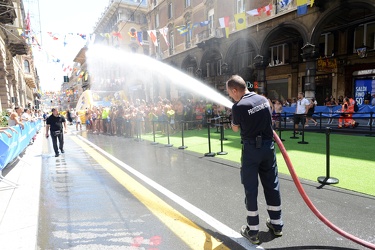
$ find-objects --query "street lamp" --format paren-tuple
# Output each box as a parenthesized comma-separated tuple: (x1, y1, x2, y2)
(301, 43, 316, 60)
(253, 54, 264, 68)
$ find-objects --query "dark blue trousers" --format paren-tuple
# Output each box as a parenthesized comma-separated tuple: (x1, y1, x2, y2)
(241, 139, 283, 234)
(51, 131, 64, 155)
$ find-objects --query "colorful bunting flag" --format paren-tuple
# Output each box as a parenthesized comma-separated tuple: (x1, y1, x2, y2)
(279, 0, 290, 8)
(159, 27, 169, 47)
(218, 16, 230, 38)
(78, 71, 85, 79)
(200, 20, 211, 27)
(128, 31, 136, 38)
(137, 31, 143, 45)
(113, 32, 123, 39)
(147, 30, 158, 46)
(263, 4, 273, 16)
(234, 12, 247, 31)
(25, 12, 31, 35)
(297, 0, 308, 15)
(247, 9, 260, 16)
(176, 25, 189, 36)
(79, 34, 86, 40)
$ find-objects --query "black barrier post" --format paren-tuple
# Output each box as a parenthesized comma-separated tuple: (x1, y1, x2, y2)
(366, 112, 375, 137)
(151, 121, 158, 145)
(290, 114, 299, 139)
(217, 122, 227, 155)
(205, 122, 216, 157)
(221, 118, 228, 141)
(283, 112, 287, 130)
(318, 127, 339, 185)
(165, 121, 173, 147)
(318, 112, 323, 131)
(178, 121, 187, 149)
(298, 116, 308, 144)
(214, 117, 220, 133)
(277, 113, 285, 141)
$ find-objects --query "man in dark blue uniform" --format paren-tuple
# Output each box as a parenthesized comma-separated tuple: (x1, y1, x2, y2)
(46, 108, 67, 157)
(226, 75, 283, 245)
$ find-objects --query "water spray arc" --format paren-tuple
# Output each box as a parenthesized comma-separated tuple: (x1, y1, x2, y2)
(273, 130, 375, 249)
(86, 44, 233, 109)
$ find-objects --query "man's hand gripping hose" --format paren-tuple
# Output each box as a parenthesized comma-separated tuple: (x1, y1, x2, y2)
(273, 130, 375, 249)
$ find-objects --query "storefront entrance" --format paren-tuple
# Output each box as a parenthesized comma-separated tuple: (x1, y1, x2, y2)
(315, 74, 332, 105)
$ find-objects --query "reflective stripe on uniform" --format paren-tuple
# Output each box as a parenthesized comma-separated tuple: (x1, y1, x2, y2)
(248, 224, 259, 231)
(270, 218, 283, 225)
(267, 205, 281, 211)
(247, 210, 259, 217)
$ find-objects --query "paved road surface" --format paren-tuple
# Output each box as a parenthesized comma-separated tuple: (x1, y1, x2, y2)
(0, 130, 374, 249)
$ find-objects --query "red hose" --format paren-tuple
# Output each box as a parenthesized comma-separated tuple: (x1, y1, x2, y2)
(273, 130, 375, 249)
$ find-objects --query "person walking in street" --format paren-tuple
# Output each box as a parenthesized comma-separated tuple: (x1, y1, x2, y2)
(305, 98, 318, 127)
(294, 92, 310, 134)
(226, 75, 283, 245)
(46, 108, 67, 157)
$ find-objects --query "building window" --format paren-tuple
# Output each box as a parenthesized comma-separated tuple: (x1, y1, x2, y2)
(143, 47, 149, 55)
(236, 0, 245, 13)
(208, 9, 214, 37)
(269, 44, 289, 66)
(168, 3, 173, 19)
(233, 51, 253, 73)
(155, 13, 159, 28)
(129, 12, 135, 22)
(169, 32, 174, 56)
(153, 0, 158, 7)
(24, 60, 30, 73)
(217, 59, 223, 75)
(319, 32, 334, 57)
(186, 66, 194, 75)
(156, 38, 162, 58)
(143, 31, 148, 42)
(185, 0, 191, 8)
(206, 60, 222, 77)
(354, 22, 375, 52)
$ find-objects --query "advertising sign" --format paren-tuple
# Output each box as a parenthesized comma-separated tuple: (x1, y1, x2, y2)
(354, 78, 374, 105)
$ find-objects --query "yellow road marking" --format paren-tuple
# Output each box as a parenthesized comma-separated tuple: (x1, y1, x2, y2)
(71, 137, 229, 250)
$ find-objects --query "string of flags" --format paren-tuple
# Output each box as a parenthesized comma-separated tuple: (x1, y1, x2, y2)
(49, 1, 314, 49)
(22, 1, 315, 68)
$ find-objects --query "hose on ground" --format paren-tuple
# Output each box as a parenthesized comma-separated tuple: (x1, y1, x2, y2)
(273, 130, 375, 249)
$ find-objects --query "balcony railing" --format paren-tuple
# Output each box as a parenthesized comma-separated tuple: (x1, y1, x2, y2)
(195, 29, 223, 44)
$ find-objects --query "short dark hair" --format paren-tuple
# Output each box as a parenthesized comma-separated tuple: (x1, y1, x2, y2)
(51, 108, 56, 112)
(226, 75, 246, 90)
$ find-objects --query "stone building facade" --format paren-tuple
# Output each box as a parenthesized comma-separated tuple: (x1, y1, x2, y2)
(88, 0, 375, 105)
(0, 0, 38, 111)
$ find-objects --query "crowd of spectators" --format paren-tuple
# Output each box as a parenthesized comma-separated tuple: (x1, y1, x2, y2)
(0, 106, 44, 143)
(68, 97, 232, 137)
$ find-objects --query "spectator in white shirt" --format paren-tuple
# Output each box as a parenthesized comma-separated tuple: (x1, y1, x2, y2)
(294, 92, 310, 133)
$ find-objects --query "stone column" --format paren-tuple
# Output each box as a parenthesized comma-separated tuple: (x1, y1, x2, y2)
(301, 43, 318, 99)
(253, 55, 268, 94)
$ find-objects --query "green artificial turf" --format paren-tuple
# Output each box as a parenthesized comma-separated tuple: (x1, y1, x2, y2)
(142, 128, 375, 196)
